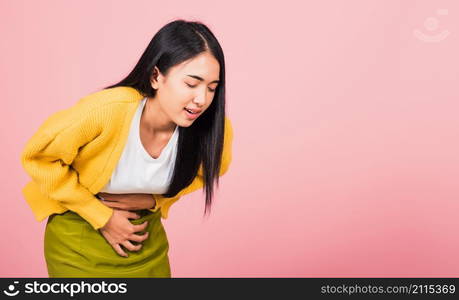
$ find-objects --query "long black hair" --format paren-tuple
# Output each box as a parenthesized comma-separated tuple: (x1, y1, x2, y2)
(104, 19, 226, 217)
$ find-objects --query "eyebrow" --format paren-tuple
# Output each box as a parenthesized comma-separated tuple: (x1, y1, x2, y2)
(186, 75, 219, 84)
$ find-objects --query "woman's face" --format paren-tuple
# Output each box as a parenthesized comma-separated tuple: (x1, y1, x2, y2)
(151, 51, 220, 127)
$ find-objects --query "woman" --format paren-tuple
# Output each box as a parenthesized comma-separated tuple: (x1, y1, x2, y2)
(20, 19, 233, 278)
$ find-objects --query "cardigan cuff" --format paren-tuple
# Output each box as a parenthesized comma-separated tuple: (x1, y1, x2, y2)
(148, 194, 163, 213)
(73, 197, 114, 230)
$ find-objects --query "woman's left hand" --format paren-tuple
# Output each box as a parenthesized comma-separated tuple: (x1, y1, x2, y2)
(96, 193, 156, 211)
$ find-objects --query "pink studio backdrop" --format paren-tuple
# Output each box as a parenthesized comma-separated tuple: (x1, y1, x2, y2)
(1, 0, 458, 277)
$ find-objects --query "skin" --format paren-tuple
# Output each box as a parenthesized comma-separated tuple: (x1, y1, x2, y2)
(98, 51, 220, 257)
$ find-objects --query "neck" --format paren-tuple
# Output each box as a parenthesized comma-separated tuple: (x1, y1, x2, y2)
(140, 97, 177, 135)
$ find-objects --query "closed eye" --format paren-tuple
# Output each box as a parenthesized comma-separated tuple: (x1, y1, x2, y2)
(186, 83, 216, 93)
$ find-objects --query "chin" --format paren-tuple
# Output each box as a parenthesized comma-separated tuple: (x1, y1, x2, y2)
(176, 119, 195, 127)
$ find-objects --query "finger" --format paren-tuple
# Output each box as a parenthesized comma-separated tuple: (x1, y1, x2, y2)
(132, 221, 149, 233)
(113, 243, 128, 257)
(126, 211, 141, 220)
(101, 200, 126, 209)
(98, 192, 114, 198)
(101, 201, 129, 212)
(100, 200, 116, 206)
(129, 231, 149, 243)
(99, 193, 123, 202)
(122, 240, 142, 252)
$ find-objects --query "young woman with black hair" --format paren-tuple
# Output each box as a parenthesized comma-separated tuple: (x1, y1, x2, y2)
(20, 19, 233, 278)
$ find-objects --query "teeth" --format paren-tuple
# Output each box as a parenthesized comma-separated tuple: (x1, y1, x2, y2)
(185, 108, 196, 114)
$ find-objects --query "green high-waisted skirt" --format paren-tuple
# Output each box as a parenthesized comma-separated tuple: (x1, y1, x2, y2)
(44, 209, 171, 278)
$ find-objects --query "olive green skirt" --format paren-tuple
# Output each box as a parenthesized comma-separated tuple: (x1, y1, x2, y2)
(44, 209, 171, 278)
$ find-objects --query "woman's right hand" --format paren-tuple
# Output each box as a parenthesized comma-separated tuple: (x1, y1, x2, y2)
(98, 209, 150, 258)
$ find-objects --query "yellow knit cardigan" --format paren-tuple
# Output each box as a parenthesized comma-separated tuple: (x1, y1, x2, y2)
(20, 86, 233, 230)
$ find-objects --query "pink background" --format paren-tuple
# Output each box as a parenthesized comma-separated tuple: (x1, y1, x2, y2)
(1, 0, 458, 277)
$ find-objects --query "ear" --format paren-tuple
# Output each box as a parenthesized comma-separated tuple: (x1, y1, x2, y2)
(150, 66, 161, 90)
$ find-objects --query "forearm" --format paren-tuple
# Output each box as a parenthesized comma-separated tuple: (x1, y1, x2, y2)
(97, 193, 156, 211)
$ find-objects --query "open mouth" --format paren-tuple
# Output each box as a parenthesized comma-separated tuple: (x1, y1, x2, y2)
(184, 108, 198, 114)
(183, 107, 200, 115)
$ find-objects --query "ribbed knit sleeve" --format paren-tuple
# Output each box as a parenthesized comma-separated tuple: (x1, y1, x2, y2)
(20, 108, 114, 230)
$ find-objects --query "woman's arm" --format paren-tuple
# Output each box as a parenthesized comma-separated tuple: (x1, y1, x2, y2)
(21, 109, 152, 257)
(96, 193, 157, 211)
(96, 117, 234, 216)
(21, 106, 114, 230)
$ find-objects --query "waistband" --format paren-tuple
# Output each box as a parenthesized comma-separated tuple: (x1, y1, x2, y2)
(48, 209, 160, 226)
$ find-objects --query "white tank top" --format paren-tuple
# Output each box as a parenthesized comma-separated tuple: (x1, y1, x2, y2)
(100, 97, 179, 194)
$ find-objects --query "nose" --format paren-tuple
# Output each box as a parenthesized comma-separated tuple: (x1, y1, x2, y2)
(193, 89, 207, 106)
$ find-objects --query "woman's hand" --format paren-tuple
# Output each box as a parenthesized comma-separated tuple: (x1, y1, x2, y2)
(96, 192, 156, 211)
(99, 209, 150, 258)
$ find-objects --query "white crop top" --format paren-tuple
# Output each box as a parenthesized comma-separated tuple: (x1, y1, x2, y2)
(99, 97, 179, 194)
